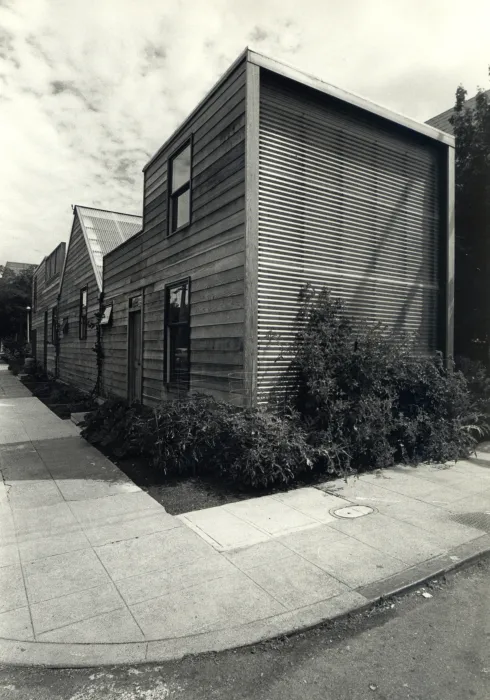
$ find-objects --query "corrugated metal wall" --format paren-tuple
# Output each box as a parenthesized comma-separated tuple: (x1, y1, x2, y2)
(257, 72, 442, 399)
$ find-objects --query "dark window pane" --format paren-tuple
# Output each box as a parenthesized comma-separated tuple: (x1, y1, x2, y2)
(171, 145, 191, 193)
(168, 286, 183, 324)
(169, 324, 189, 384)
(168, 283, 189, 324)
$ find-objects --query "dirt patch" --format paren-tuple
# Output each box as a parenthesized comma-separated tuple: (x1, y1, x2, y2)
(92, 446, 347, 515)
(104, 454, 254, 514)
(20, 375, 95, 416)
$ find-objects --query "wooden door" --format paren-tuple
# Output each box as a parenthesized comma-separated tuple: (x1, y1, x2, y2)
(31, 329, 37, 364)
(128, 309, 142, 403)
(43, 311, 48, 371)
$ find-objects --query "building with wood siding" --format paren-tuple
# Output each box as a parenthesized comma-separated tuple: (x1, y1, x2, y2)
(31, 243, 66, 375)
(101, 48, 455, 407)
(57, 206, 141, 394)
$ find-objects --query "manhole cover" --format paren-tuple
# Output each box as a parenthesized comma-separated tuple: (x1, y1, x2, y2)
(331, 505, 375, 519)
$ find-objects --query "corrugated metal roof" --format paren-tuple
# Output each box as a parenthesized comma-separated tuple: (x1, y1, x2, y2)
(75, 206, 142, 289)
(426, 89, 490, 135)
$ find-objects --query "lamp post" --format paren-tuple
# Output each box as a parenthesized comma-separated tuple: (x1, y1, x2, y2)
(26, 306, 31, 344)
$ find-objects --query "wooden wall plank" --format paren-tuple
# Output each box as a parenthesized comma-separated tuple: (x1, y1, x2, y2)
(57, 217, 99, 394)
(102, 57, 248, 406)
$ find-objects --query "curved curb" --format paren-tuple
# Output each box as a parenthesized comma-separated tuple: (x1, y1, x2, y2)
(2, 534, 490, 668)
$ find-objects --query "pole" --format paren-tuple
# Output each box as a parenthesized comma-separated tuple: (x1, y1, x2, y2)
(26, 307, 31, 344)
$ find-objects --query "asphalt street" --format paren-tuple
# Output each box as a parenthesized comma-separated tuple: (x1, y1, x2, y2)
(1, 556, 489, 700)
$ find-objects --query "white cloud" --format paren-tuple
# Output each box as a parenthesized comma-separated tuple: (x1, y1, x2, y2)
(0, 0, 489, 264)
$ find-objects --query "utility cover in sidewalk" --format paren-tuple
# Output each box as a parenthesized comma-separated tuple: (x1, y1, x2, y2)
(331, 505, 375, 519)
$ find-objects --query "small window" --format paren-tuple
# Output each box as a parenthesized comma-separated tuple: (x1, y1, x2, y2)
(79, 287, 88, 340)
(165, 280, 190, 388)
(62, 317, 69, 335)
(168, 142, 191, 234)
(33, 277, 37, 312)
(100, 303, 113, 326)
(51, 307, 58, 344)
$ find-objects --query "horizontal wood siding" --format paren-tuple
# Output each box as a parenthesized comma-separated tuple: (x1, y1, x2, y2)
(58, 218, 99, 394)
(101, 233, 143, 399)
(103, 58, 248, 406)
(31, 253, 64, 376)
(257, 70, 445, 399)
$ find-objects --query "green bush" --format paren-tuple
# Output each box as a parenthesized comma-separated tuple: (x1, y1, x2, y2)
(213, 406, 327, 488)
(82, 289, 489, 490)
(81, 399, 152, 458)
(289, 286, 487, 471)
(82, 395, 323, 489)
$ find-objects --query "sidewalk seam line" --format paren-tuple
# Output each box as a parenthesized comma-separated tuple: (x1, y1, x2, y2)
(90, 542, 148, 641)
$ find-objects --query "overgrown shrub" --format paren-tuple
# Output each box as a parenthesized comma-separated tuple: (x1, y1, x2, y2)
(82, 288, 490, 490)
(81, 399, 152, 458)
(213, 406, 327, 488)
(288, 286, 487, 471)
(82, 395, 323, 489)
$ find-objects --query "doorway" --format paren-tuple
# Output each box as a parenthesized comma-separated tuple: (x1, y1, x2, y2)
(128, 296, 142, 403)
(31, 328, 37, 364)
(43, 311, 48, 371)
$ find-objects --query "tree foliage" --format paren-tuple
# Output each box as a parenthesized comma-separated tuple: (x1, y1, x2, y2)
(450, 82, 490, 364)
(0, 269, 33, 341)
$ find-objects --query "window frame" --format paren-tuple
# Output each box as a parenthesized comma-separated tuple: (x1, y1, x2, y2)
(164, 278, 191, 390)
(79, 286, 88, 340)
(167, 138, 193, 236)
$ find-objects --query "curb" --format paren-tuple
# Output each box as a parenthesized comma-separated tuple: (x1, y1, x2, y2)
(1, 533, 489, 668)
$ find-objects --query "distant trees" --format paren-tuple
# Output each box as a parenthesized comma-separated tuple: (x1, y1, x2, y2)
(0, 268, 32, 342)
(451, 83, 490, 364)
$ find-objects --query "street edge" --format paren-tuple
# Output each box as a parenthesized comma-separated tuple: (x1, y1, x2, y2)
(1, 533, 489, 668)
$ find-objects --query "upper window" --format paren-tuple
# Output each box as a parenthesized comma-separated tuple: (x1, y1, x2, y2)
(168, 142, 191, 234)
(79, 287, 88, 340)
(33, 277, 37, 311)
(51, 306, 57, 344)
(165, 280, 190, 388)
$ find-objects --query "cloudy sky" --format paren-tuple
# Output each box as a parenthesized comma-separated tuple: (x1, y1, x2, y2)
(1, 0, 489, 265)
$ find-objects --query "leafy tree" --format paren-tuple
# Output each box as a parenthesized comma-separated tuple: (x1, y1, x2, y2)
(450, 82, 490, 365)
(0, 269, 33, 342)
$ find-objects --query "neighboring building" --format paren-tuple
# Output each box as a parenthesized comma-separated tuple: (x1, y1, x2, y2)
(57, 206, 141, 394)
(31, 243, 66, 373)
(101, 48, 455, 408)
(427, 89, 490, 364)
(426, 89, 490, 134)
(2, 261, 37, 278)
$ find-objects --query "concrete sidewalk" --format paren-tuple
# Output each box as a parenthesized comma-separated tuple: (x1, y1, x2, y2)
(1, 364, 490, 667)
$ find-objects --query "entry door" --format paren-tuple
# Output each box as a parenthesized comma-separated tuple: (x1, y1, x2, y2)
(128, 309, 142, 403)
(43, 311, 48, 371)
(31, 329, 37, 363)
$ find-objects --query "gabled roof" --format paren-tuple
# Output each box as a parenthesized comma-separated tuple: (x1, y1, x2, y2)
(426, 88, 490, 135)
(65, 205, 142, 291)
(144, 47, 454, 171)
